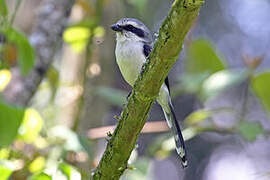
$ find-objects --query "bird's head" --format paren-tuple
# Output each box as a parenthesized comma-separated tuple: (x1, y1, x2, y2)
(111, 18, 152, 43)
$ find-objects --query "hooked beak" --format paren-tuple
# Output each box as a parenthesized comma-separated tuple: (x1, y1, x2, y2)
(110, 24, 122, 32)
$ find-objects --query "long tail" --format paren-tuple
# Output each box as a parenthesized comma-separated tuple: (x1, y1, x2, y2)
(163, 101, 187, 168)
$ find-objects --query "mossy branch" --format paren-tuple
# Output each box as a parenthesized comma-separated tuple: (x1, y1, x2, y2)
(92, 0, 203, 179)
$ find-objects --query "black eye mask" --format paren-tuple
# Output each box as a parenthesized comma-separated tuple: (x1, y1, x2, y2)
(121, 25, 145, 38)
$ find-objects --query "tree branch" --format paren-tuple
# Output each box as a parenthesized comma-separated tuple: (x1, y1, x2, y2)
(3, 0, 75, 106)
(92, 0, 203, 179)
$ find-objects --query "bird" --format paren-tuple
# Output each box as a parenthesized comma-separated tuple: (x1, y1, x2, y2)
(111, 18, 187, 168)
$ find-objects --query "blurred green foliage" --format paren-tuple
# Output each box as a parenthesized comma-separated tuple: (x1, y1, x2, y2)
(1, 28, 35, 75)
(0, 160, 14, 180)
(0, 0, 8, 17)
(238, 121, 264, 141)
(185, 39, 226, 74)
(0, 102, 25, 147)
(0, 1, 270, 180)
(251, 72, 270, 113)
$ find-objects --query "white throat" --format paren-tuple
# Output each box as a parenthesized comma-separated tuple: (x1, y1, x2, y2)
(115, 39, 146, 86)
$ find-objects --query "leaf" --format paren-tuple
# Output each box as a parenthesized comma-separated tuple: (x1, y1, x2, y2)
(0, 0, 8, 16)
(95, 86, 127, 106)
(28, 172, 52, 180)
(18, 108, 43, 143)
(58, 162, 81, 180)
(0, 148, 9, 159)
(185, 39, 226, 74)
(63, 26, 91, 53)
(0, 102, 25, 147)
(185, 109, 212, 126)
(238, 121, 264, 141)
(0, 69, 11, 92)
(0, 160, 14, 180)
(28, 156, 46, 173)
(1, 28, 35, 75)
(93, 26, 105, 38)
(251, 72, 270, 113)
(200, 69, 248, 100)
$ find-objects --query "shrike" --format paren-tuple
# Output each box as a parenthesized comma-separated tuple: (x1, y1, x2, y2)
(111, 18, 187, 168)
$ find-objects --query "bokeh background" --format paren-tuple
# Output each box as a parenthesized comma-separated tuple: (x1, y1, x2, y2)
(0, 0, 270, 179)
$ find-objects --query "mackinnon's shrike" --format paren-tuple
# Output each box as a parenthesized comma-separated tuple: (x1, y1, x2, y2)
(111, 18, 187, 168)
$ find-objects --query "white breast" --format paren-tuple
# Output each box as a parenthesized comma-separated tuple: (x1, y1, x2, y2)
(115, 41, 146, 86)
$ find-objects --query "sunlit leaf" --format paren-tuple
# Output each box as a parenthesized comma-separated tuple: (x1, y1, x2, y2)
(93, 26, 105, 38)
(28, 172, 52, 180)
(200, 69, 248, 100)
(0, 102, 25, 147)
(1, 28, 35, 75)
(28, 156, 46, 173)
(58, 162, 81, 180)
(251, 72, 270, 113)
(0, 160, 14, 180)
(18, 108, 43, 143)
(0, 69, 11, 91)
(238, 121, 264, 141)
(185, 109, 212, 126)
(95, 86, 127, 106)
(185, 39, 226, 74)
(0, 148, 9, 159)
(63, 26, 91, 53)
(0, 0, 8, 16)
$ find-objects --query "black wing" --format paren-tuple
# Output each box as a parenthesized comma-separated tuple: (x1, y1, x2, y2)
(143, 43, 170, 93)
(165, 77, 170, 93)
(143, 43, 152, 57)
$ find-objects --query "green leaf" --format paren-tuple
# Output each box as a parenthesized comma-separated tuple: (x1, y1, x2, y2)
(0, 160, 14, 180)
(251, 72, 270, 113)
(63, 26, 91, 53)
(185, 109, 212, 126)
(28, 172, 52, 180)
(185, 39, 226, 74)
(0, 0, 8, 16)
(238, 121, 264, 141)
(58, 162, 81, 180)
(95, 86, 127, 106)
(18, 108, 43, 143)
(28, 156, 46, 173)
(0, 102, 25, 147)
(200, 69, 248, 100)
(1, 28, 35, 75)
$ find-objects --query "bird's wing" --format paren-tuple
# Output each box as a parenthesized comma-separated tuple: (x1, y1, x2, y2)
(143, 43, 170, 93)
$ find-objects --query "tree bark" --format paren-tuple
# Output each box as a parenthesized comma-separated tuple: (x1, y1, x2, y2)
(92, 0, 203, 179)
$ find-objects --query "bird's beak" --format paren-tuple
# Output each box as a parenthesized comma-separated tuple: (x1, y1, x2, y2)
(110, 24, 122, 32)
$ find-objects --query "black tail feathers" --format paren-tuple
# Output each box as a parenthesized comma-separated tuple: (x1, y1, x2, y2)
(167, 102, 187, 168)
